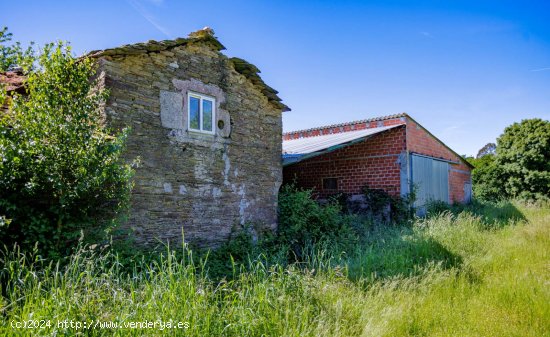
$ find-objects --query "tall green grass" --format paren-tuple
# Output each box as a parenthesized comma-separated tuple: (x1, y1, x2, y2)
(1, 201, 549, 336)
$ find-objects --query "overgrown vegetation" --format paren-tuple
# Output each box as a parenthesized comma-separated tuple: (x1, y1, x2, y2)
(1, 27, 549, 336)
(0, 27, 34, 72)
(469, 118, 550, 202)
(276, 185, 358, 257)
(1, 200, 548, 336)
(0, 28, 133, 258)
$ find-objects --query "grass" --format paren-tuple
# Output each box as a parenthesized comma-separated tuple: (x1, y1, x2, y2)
(1, 201, 549, 336)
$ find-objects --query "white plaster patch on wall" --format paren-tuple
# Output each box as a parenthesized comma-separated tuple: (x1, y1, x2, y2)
(194, 160, 208, 181)
(163, 183, 173, 193)
(197, 185, 211, 197)
(179, 185, 187, 195)
(212, 187, 222, 198)
(168, 61, 179, 69)
(237, 185, 250, 225)
(159, 91, 184, 129)
(222, 151, 231, 186)
(273, 181, 282, 203)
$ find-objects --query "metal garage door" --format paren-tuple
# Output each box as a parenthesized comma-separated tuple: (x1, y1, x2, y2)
(411, 154, 449, 208)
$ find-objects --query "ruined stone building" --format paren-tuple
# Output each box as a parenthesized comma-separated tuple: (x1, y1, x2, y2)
(2, 28, 473, 246)
(88, 28, 289, 247)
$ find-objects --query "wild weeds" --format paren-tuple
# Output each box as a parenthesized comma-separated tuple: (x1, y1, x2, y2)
(1, 200, 549, 336)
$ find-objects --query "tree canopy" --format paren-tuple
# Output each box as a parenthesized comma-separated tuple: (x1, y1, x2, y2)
(470, 118, 550, 202)
(476, 142, 496, 159)
(496, 119, 550, 200)
(0, 28, 133, 257)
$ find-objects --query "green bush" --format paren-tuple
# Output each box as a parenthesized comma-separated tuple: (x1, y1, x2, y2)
(425, 200, 451, 217)
(496, 118, 550, 201)
(469, 118, 550, 202)
(362, 185, 416, 222)
(277, 184, 357, 259)
(0, 37, 133, 258)
(470, 154, 505, 201)
(201, 225, 258, 279)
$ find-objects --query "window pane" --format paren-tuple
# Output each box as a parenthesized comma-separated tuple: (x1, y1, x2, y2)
(189, 96, 200, 130)
(323, 178, 338, 190)
(202, 99, 213, 131)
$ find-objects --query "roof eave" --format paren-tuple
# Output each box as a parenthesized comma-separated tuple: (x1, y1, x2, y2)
(282, 125, 404, 166)
(404, 114, 474, 169)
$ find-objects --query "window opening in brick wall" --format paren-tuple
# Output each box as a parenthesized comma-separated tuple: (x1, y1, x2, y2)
(322, 177, 338, 190)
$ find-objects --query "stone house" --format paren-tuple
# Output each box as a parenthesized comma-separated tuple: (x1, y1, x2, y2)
(282, 113, 472, 209)
(87, 28, 289, 247)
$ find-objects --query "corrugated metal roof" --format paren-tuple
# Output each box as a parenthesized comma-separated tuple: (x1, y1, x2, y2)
(282, 124, 401, 166)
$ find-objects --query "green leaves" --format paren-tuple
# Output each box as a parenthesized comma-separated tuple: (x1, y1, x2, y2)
(496, 119, 550, 201)
(471, 118, 550, 202)
(0, 29, 133, 257)
(0, 27, 34, 72)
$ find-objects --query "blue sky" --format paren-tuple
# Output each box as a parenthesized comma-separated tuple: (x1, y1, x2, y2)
(2, 0, 549, 156)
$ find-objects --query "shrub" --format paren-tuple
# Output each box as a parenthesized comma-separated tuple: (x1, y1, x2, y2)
(469, 119, 550, 202)
(277, 184, 357, 259)
(0, 37, 133, 258)
(425, 200, 452, 217)
(496, 118, 550, 201)
(202, 225, 258, 279)
(470, 154, 505, 201)
(361, 185, 416, 223)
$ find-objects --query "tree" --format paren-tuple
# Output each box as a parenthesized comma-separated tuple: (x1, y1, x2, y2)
(496, 119, 550, 200)
(0, 29, 133, 257)
(476, 142, 496, 159)
(0, 27, 34, 72)
(470, 154, 505, 201)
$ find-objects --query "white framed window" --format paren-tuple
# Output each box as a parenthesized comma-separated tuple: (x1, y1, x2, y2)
(188, 92, 215, 134)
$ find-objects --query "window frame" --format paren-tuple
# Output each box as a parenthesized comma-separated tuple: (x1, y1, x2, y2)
(187, 91, 216, 135)
(322, 177, 338, 190)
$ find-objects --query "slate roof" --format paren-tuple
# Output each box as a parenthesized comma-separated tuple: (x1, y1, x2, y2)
(87, 27, 289, 112)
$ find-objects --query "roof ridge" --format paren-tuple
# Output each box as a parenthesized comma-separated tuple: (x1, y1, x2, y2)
(283, 113, 408, 136)
(84, 27, 289, 112)
(86, 27, 225, 58)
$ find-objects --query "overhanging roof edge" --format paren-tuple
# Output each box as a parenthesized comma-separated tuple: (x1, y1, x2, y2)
(282, 124, 404, 166)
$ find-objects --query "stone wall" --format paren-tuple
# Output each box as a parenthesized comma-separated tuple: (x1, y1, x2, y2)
(94, 32, 285, 247)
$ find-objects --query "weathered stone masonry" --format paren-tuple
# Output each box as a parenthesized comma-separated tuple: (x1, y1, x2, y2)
(89, 29, 289, 247)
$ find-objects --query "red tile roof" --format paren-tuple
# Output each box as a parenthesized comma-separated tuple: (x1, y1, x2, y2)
(283, 113, 407, 140)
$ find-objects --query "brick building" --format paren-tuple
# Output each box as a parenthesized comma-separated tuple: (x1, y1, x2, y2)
(283, 113, 472, 208)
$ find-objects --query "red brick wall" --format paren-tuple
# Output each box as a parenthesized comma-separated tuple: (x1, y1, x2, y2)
(283, 126, 406, 198)
(406, 119, 472, 203)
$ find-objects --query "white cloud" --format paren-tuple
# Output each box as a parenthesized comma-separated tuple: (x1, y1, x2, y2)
(420, 31, 434, 39)
(126, 0, 172, 38)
